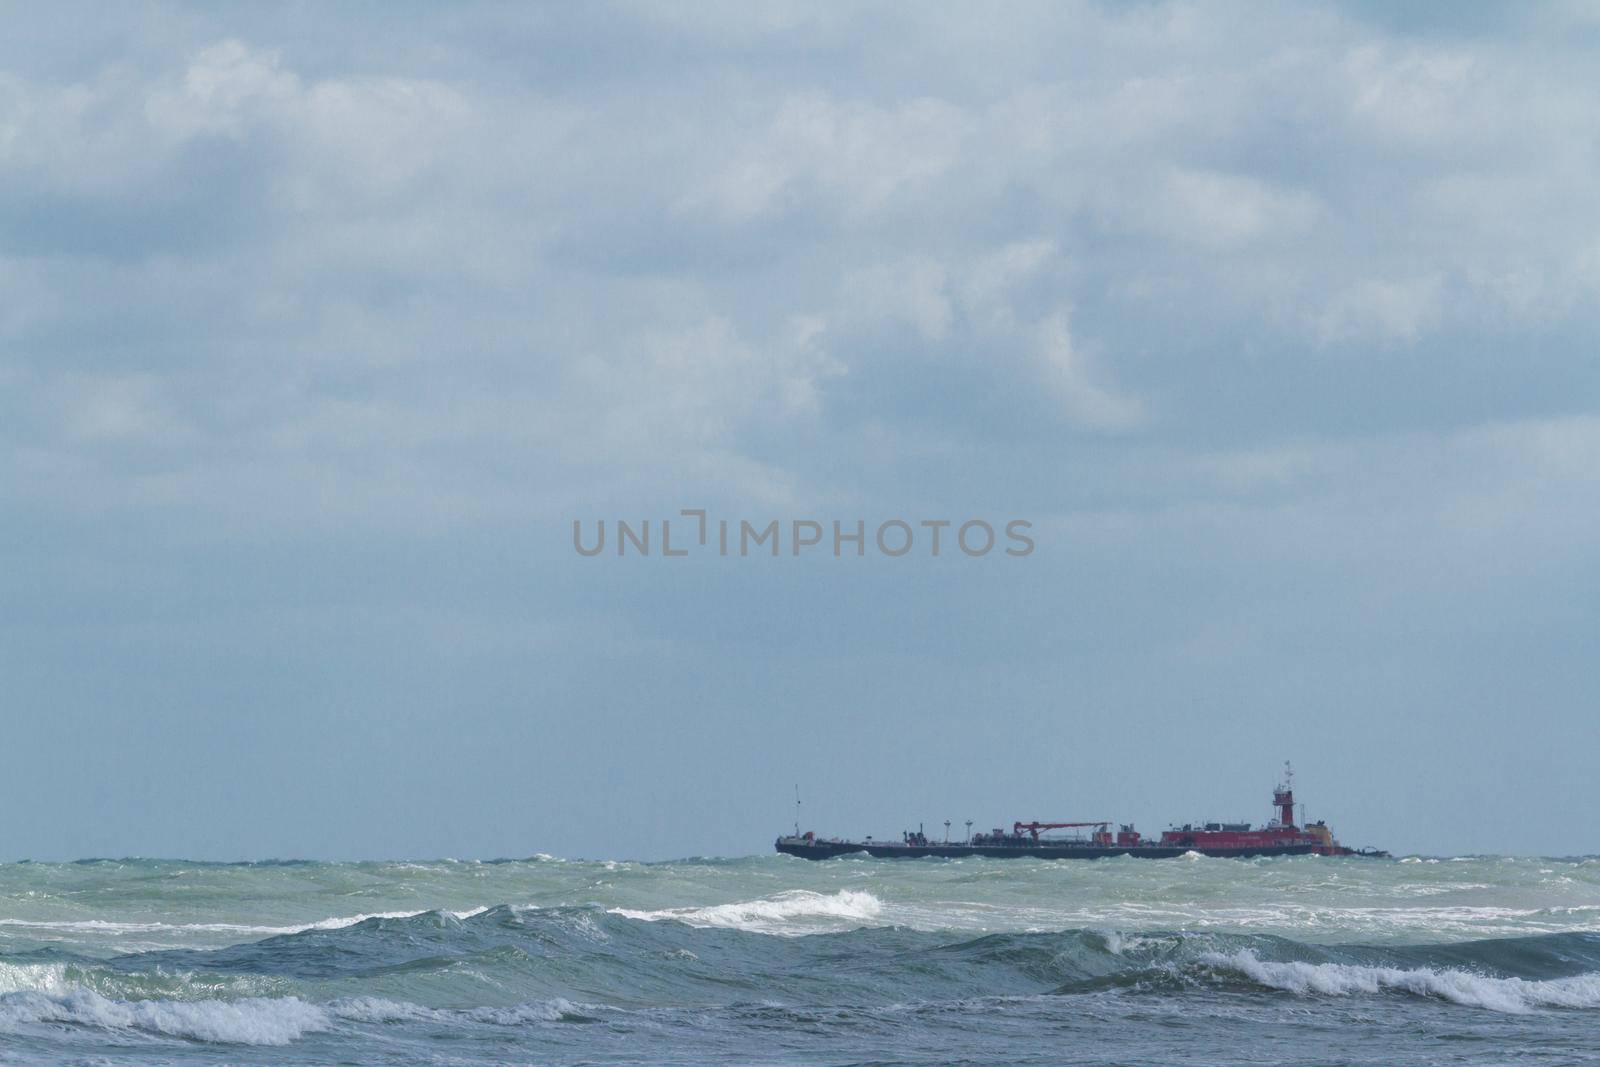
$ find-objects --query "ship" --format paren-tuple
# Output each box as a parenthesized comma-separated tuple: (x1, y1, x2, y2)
(775, 764, 1389, 860)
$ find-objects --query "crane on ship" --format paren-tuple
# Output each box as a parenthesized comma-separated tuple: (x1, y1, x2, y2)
(1013, 821, 1112, 843)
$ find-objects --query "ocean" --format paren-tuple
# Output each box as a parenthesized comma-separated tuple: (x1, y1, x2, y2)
(1, 852, 1598, 1064)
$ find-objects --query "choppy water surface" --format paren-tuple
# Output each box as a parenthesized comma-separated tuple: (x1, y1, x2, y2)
(2, 853, 1599, 1063)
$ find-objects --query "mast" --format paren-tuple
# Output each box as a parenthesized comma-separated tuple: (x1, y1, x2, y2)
(794, 784, 801, 837)
(1273, 761, 1296, 828)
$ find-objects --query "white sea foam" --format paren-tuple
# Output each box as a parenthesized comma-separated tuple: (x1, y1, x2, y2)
(295, 907, 489, 931)
(0, 988, 329, 1045)
(1200, 950, 1600, 1013)
(0, 962, 70, 996)
(611, 889, 886, 935)
(328, 996, 590, 1026)
(1096, 930, 1166, 956)
(603, 886, 1600, 941)
(0, 917, 297, 935)
(328, 996, 444, 1023)
(0, 906, 490, 939)
(0, 985, 598, 1045)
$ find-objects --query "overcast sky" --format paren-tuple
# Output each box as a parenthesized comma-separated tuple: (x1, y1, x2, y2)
(3, 2, 1597, 859)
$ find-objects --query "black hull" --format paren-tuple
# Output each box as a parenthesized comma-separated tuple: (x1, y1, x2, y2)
(775, 839, 1320, 861)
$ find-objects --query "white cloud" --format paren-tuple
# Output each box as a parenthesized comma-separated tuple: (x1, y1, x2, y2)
(1036, 312, 1144, 431)
(959, 239, 1056, 329)
(685, 92, 971, 220)
(154, 39, 301, 135)
(1316, 275, 1445, 345)
(841, 257, 953, 341)
(1147, 167, 1320, 248)
(60, 375, 193, 445)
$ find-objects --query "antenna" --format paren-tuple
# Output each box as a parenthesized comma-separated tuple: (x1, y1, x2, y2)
(1283, 760, 1293, 787)
(794, 784, 801, 837)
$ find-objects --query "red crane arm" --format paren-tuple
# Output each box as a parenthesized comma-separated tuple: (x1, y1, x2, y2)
(1013, 821, 1110, 841)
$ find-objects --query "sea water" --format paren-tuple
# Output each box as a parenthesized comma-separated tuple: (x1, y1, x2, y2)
(1, 852, 1598, 1063)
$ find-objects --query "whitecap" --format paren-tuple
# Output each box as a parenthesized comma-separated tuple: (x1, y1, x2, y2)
(0, 962, 69, 996)
(327, 996, 437, 1023)
(0, 988, 328, 1045)
(1199, 950, 1600, 1013)
(0, 906, 490, 939)
(611, 889, 885, 935)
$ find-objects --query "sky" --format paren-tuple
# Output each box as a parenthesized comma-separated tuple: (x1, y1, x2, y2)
(2, 2, 1597, 860)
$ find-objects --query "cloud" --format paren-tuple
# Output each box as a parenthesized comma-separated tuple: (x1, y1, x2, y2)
(1145, 168, 1321, 248)
(684, 92, 971, 221)
(1316, 275, 1445, 344)
(841, 257, 953, 342)
(149, 39, 302, 136)
(1036, 312, 1145, 431)
(2, 4, 1599, 528)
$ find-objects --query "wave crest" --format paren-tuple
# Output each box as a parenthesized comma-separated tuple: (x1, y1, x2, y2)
(0, 986, 604, 1046)
(1200, 949, 1600, 1013)
(0, 988, 329, 1045)
(329, 996, 596, 1025)
(611, 889, 885, 934)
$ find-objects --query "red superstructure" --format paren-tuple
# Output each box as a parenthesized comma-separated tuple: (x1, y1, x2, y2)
(1154, 762, 1357, 856)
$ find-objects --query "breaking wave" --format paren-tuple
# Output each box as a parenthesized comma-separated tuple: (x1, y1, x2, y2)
(0, 988, 600, 1047)
(610, 889, 886, 934)
(0, 906, 491, 939)
(328, 996, 598, 1025)
(1199, 950, 1600, 1013)
(0, 988, 329, 1045)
